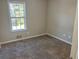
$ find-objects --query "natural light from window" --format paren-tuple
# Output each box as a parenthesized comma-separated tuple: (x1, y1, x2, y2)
(9, 2, 26, 31)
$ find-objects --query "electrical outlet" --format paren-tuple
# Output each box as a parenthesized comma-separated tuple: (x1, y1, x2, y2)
(16, 35, 22, 39)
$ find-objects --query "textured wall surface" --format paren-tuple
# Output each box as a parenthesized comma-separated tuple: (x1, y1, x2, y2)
(0, 0, 47, 42)
(0, 0, 76, 44)
(47, 0, 76, 43)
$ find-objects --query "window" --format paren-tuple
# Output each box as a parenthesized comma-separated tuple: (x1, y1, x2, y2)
(9, 2, 26, 31)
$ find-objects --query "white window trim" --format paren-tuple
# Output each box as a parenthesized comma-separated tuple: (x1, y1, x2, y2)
(8, 1, 27, 32)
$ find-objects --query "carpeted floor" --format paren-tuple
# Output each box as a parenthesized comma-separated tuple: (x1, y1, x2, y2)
(0, 35, 71, 59)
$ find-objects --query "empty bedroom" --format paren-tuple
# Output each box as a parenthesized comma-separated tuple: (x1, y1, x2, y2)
(0, 0, 77, 59)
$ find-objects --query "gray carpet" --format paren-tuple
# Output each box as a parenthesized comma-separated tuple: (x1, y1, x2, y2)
(0, 35, 71, 59)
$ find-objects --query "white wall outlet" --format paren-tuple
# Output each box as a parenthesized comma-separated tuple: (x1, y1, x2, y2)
(16, 35, 22, 39)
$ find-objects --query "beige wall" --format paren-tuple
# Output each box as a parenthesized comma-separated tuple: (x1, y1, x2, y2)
(0, 0, 76, 44)
(0, 0, 2, 40)
(47, 0, 76, 43)
(70, 7, 77, 59)
(0, 1, 1, 40)
(0, 0, 47, 42)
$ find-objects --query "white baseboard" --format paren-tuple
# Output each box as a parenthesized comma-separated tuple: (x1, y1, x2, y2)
(46, 33, 72, 45)
(0, 33, 47, 45)
(0, 33, 71, 46)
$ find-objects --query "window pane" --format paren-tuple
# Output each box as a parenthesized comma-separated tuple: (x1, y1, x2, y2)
(9, 3, 24, 17)
(9, 2, 26, 31)
(11, 18, 17, 30)
(16, 18, 21, 29)
(11, 18, 25, 30)
(21, 18, 24, 29)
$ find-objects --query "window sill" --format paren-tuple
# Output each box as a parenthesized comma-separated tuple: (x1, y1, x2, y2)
(11, 29, 27, 32)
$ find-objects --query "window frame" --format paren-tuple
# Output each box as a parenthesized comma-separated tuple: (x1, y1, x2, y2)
(8, 1, 27, 32)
